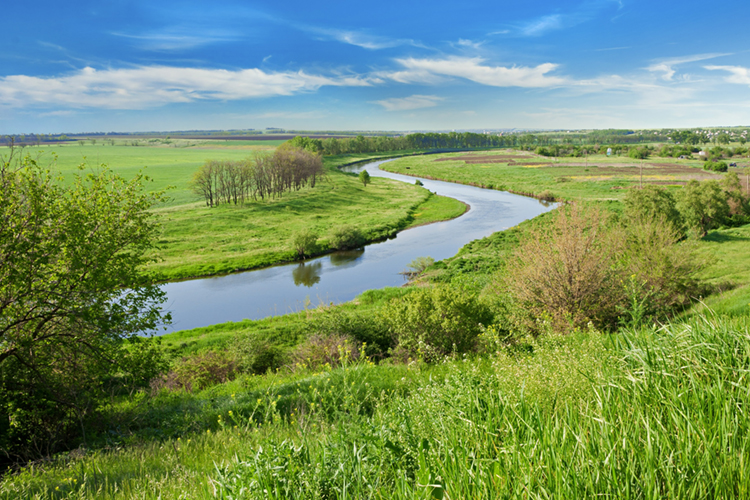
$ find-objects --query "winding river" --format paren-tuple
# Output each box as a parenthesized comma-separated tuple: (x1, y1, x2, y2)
(161, 159, 555, 332)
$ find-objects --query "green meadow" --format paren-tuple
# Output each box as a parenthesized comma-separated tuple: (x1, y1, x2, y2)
(8, 143, 465, 280)
(381, 149, 725, 201)
(3, 145, 750, 498)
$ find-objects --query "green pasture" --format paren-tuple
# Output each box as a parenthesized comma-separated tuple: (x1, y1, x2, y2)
(5, 315, 750, 499)
(3, 144, 464, 280)
(382, 150, 721, 202)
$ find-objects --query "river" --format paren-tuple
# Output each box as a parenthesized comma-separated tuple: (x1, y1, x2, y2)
(160, 159, 555, 331)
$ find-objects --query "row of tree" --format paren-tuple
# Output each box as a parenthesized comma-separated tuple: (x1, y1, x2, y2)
(190, 146, 325, 207)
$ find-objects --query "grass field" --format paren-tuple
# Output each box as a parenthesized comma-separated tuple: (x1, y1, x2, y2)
(5, 315, 750, 499)
(381, 150, 735, 202)
(4, 143, 465, 281)
(4, 146, 750, 498)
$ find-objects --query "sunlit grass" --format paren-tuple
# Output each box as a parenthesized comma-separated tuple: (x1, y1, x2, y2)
(5, 316, 749, 498)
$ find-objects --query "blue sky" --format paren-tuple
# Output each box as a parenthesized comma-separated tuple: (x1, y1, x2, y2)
(2, 0, 750, 133)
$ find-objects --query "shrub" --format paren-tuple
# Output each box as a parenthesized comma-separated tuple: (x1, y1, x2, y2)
(502, 204, 624, 333)
(704, 161, 728, 172)
(676, 180, 730, 237)
(329, 225, 365, 250)
(152, 351, 237, 392)
(381, 285, 493, 362)
(229, 336, 286, 375)
(407, 256, 434, 274)
(289, 334, 361, 371)
(291, 229, 318, 258)
(502, 204, 701, 334)
(415, 179, 424, 186)
(623, 184, 684, 236)
(309, 306, 393, 358)
(538, 190, 556, 202)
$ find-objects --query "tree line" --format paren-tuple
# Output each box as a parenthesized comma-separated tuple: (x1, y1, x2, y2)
(190, 145, 325, 207)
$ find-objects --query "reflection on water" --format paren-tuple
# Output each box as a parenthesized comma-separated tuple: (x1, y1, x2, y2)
(330, 248, 365, 266)
(292, 261, 322, 287)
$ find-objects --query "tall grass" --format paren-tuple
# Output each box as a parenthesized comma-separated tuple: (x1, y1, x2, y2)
(3, 315, 749, 498)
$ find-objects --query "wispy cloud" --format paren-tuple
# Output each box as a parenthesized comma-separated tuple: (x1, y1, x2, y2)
(111, 28, 242, 51)
(0, 66, 372, 109)
(497, 0, 623, 37)
(304, 27, 421, 50)
(375, 95, 444, 111)
(382, 57, 567, 88)
(705, 65, 750, 85)
(646, 53, 731, 81)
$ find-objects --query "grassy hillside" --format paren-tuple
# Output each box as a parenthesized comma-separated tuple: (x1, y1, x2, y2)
(3, 147, 750, 498)
(4, 315, 749, 499)
(5, 144, 465, 281)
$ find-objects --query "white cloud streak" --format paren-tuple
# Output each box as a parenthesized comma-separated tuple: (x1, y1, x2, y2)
(375, 95, 444, 111)
(382, 57, 567, 88)
(646, 53, 731, 81)
(705, 65, 750, 85)
(0, 66, 372, 109)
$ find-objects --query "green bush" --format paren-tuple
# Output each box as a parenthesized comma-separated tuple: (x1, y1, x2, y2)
(381, 285, 493, 362)
(229, 335, 286, 375)
(623, 184, 684, 236)
(290, 229, 318, 258)
(309, 306, 393, 358)
(329, 225, 365, 250)
(152, 351, 237, 392)
(289, 334, 361, 371)
(704, 161, 728, 172)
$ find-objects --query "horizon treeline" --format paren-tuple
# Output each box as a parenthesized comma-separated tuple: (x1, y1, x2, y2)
(190, 146, 324, 207)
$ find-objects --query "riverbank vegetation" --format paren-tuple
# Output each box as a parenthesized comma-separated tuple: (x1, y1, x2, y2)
(2, 142, 466, 281)
(3, 142, 750, 498)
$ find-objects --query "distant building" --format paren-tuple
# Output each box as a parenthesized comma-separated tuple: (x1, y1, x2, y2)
(699, 151, 707, 157)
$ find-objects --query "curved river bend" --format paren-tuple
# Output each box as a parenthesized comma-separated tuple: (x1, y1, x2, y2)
(161, 159, 555, 332)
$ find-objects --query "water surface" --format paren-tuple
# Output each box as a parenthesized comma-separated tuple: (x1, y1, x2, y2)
(161, 159, 555, 331)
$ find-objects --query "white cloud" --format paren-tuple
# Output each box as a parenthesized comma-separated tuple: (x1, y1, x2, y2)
(304, 27, 420, 50)
(0, 66, 372, 109)
(646, 53, 730, 81)
(705, 65, 750, 85)
(383, 57, 567, 88)
(521, 14, 564, 36)
(111, 29, 241, 51)
(375, 95, 444, 111)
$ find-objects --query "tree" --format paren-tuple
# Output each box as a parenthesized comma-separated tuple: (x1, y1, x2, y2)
(291, 229, 318, 259)
(623, 185, 684, 236)
(676, 180, 730, 237)
(0, 151, 169, 459)
(502, 204, 624, 333)
(359, 169, 371, 187)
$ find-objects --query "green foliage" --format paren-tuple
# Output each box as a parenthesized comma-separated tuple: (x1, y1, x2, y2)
(329, 225, 365, 250)
(308, 306, 393, 358)
(502, 204, 700, 333)
(9, 316, 750, 498)
(153, 351, 238, 392)
(628, 146, 649, 159)
(677, 180, 730, 237)
(359, 169, 371, 187)
(381, 285, 493, 362)
(229, 335, 286, 375)
(414, 179, 423, 186)
(704, 160, 728, 172)
(290, 229, 319, 259)
(407, 256, 435, 274)
(623, 184, 684, 235)
(0, 152, 169, 460)
(289, 334, 361, 371)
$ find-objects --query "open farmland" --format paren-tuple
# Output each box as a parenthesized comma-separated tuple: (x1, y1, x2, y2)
(384, 149, 749, 201)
